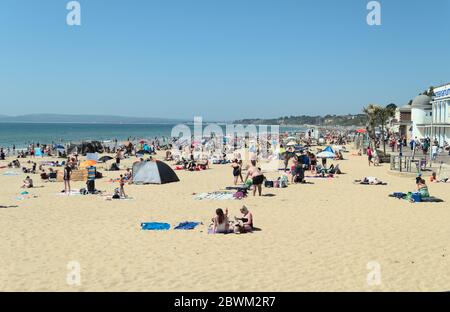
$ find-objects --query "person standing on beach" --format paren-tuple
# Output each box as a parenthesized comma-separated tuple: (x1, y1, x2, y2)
(245, 160, 264, 196)
(231, 159, 243, 185)
(367, 146, 373, 166)
(64, 161, 72, 195)
(119, 174, 126, 198)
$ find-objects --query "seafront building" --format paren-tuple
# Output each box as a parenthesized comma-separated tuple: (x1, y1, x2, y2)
(430, 83, 450, 146)
(392, 83, 449, 147)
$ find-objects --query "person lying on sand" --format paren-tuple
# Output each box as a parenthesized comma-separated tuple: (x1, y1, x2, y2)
(429, 172, 449, 183)
(354, 177, 383, 185)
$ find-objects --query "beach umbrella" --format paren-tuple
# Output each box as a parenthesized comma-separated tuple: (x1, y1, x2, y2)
(286, 141, 296, 147)
(98, 155, 113, 163)
(323, 146, 335, 154)
(356, 129, 367, 134)
(136, 150, 151, 155)
(80, 160, 97, 168)
(316, 151, 335, 159)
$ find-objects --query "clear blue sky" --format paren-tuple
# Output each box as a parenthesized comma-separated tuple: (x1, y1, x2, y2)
(1, 0, 449, 121)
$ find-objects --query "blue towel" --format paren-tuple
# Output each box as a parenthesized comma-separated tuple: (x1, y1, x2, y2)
(174, 222, 200, 230)
(141, 222, 170, 231)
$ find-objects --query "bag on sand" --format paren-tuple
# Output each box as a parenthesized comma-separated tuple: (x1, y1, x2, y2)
(265, 180, 274, 188)
(233, 191, 245, 199)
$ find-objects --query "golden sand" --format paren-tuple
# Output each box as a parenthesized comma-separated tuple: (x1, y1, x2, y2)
(0, 149, 449, 291)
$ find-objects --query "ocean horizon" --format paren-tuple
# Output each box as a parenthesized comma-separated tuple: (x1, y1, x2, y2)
(0, 122, 305, 148)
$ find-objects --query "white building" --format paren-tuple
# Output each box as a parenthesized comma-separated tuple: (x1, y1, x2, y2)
(430, 83, 450, 146)
(411, 94, 432, 139)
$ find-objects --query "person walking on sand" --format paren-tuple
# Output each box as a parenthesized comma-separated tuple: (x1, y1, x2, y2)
(245, 160, 264, 197)
(64, 161, 72, 195)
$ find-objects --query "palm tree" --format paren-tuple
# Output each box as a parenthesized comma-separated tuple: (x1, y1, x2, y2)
(363, 104, 378, 148)
(376, 104, 396, 155)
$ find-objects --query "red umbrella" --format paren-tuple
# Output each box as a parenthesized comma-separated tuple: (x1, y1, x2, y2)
(139, 140, 146, 144)
(356, 129, 367, 134)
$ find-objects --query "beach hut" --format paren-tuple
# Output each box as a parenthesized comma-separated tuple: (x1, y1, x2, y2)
(132, 160, 179, 185)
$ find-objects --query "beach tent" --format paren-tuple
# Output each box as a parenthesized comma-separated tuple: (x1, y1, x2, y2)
(132, 161, 179, 185)
(67, 141, 104, 155)
(98, 155, 113, 163)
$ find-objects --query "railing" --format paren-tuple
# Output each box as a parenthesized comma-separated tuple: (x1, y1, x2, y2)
(390, 155, 430, 173)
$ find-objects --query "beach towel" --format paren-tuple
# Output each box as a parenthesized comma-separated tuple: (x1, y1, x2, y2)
(141, 222, 170, 231)
(389, 193, 444, 203)
(305, 175, 334, 179)
(194, 192, 236, 200)
(56, 190, 82, 196)
(3, 171, 20, 176)
(208, 228, 234, 234)
(174, 222, 201, 230)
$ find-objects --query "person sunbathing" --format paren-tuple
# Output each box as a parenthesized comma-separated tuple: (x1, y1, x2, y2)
(234, 206, 253, 234)
(21, 176, 34, 188)
(212, 208, 230, 234)
(355, 177, 383, 185)
(416, 178, 430, 198)
(165, 150, 173, 161)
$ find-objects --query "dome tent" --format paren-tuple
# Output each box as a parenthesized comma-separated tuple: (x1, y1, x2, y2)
(132, 160, 179, 185)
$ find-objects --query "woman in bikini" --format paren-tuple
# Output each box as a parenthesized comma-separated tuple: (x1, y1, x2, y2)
(234, 205, 254, 234)
(231, 159, 243, 185)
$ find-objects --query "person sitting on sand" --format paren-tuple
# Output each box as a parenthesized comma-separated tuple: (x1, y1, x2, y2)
(40, 169, 48, 180)
(212, 208, 230, 234)
(416, 178, 430, 198)
(21, 176, 33, 188)
(165, 150, 173, 161)
(430, 172, 437, 183)
(234, 205, 253, 234)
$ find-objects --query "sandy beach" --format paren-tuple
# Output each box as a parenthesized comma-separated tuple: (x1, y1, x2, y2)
(0, 148, 449, 292)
